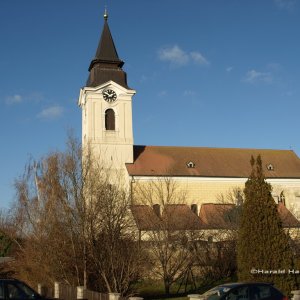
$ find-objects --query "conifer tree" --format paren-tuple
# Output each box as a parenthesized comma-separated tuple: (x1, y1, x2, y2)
(237, 155, 298, 295)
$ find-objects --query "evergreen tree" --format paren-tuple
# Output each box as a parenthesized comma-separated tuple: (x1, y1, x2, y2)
(237, 155, 298, 295)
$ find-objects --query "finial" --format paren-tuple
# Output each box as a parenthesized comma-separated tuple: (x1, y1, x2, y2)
(104, 7, 108, 21)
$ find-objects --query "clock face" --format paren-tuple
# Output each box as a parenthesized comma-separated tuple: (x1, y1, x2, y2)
(103, 89, 117, 102)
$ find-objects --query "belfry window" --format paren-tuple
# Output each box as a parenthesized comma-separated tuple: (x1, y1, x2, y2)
(105, 109, 115, 130)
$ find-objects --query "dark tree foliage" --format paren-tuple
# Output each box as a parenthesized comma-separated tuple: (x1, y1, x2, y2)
(0, 230, 13, 278)
(0, 232, 12, 257)
(237, 155, 298, 295)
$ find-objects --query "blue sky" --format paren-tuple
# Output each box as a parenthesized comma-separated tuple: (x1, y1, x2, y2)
(1, 0, 300, 209)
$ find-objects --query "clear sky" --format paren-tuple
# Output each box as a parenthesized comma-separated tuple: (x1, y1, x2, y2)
(1, 0, 300, 209)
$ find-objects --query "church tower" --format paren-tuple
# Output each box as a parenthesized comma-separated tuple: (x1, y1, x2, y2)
(78, 11, 136, 172)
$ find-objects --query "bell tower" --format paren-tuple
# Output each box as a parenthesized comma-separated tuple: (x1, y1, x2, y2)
(78, 11, 136, 172)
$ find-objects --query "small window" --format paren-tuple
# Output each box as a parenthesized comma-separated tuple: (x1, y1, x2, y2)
(266, 163, 274, 171)
(105, 109, 115, 130)
(187, 161, 195, 168)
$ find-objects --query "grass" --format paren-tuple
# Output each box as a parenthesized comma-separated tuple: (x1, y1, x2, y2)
(133, 278, 197, 300)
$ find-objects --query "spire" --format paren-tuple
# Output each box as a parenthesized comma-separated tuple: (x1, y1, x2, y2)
(86, 10, 129, 88)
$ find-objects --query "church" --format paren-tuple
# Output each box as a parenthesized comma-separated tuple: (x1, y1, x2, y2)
(78, 12, 300, 233)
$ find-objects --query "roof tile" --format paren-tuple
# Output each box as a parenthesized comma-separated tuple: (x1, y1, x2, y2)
(131, 203, 300, 231)
(127, 146, 300, 178)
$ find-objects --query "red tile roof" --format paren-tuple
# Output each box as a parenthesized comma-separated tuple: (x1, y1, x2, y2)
(162, 204, 203, 230)
(277, 202, 300, 228)
(130, 204, 202, 231)
(126, 146, 300, 178)
(199, 203, 238, 229)
(131, 203, 300, 231)
(130, 205, 161, 231)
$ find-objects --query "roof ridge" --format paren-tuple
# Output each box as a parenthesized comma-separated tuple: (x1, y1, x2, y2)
(134, 145, 294, 152)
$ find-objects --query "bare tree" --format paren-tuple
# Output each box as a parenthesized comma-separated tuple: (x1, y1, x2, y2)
(11, 140, 86, 287)
(10, 136, 142, 295)
(83, 173, 144, 295)
(133, 177, 203, 294)
(186, 188, 243, 285)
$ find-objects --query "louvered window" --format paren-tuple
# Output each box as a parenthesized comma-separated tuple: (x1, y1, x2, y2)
(105, 109, 115, 130)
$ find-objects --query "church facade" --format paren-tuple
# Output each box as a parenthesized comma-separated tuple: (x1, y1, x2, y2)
(78, 13, 300, 226)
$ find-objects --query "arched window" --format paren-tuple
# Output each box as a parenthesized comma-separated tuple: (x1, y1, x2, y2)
(105, 109, 115, 130)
